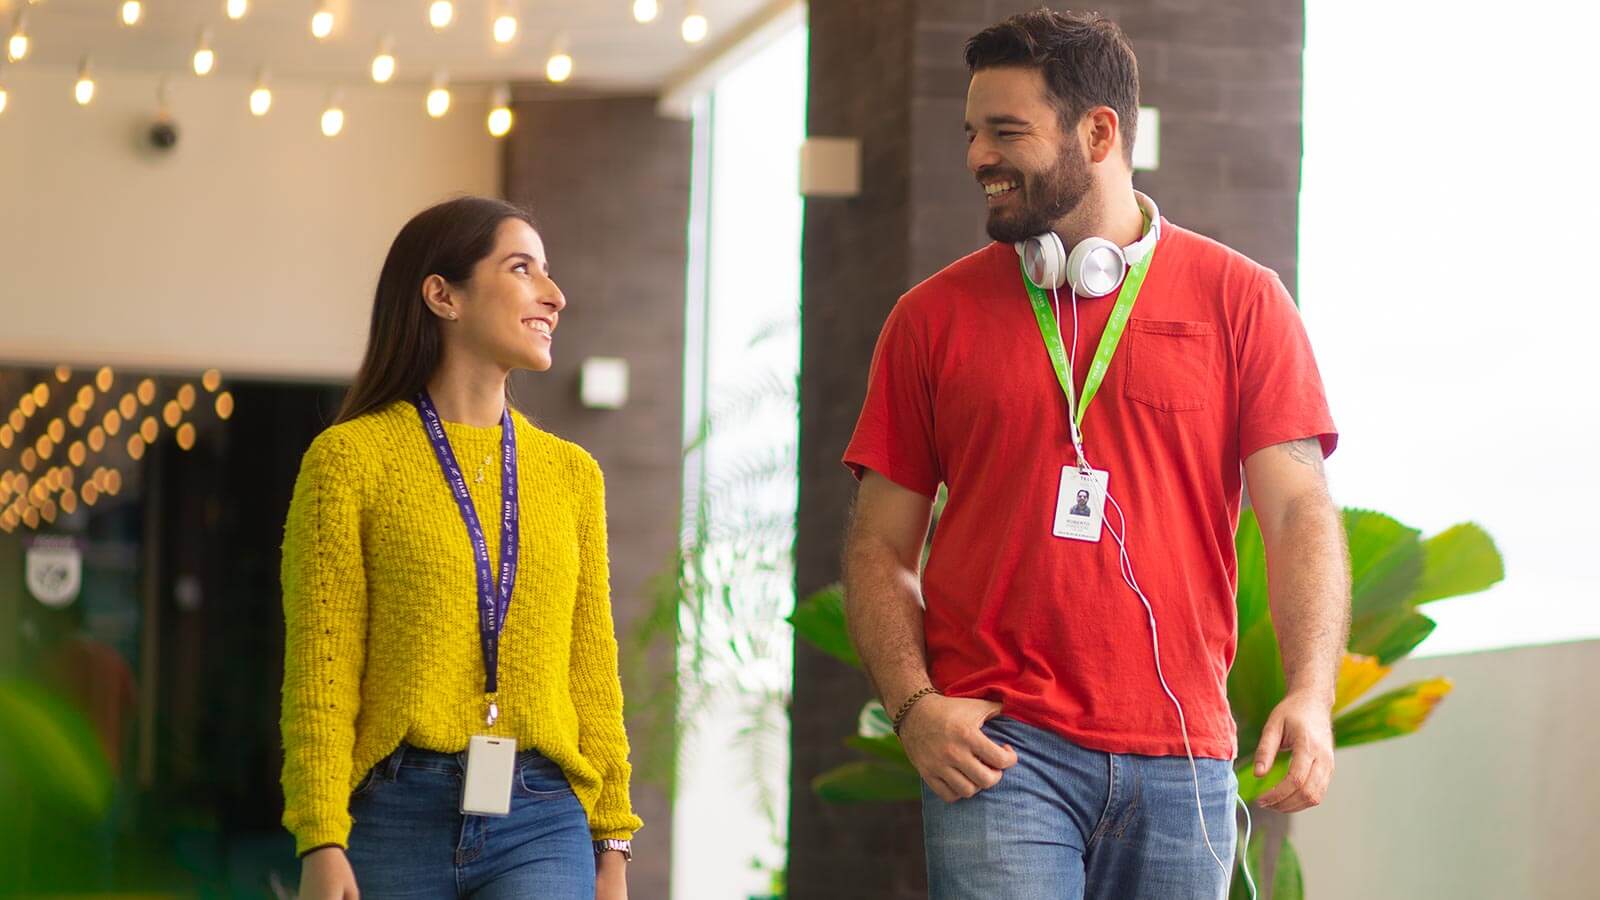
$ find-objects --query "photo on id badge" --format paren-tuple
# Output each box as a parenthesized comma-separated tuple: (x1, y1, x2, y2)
(1053, 466, 1108, 542)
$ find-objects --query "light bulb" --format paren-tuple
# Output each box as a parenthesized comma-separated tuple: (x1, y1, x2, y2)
(0, 85, 7, 116)
(311, 8, 334, 39)
(487, 85, 512, 137)
(493, 15, 517, 44)
(250, 81, 271, 116)
(632, 0, 659, 24)
(488, 107, 513, 137)
(121, 1, 142, 26)
(429, 1, 454, 30)
(226, 0, 249, 21)
(321, 104, 344, 137)
(74, 60, 95, 106)
(681, 12, 708, 43)
(193, 30, 215, 76)
(8, 32, 28, 63)
(372, 43, 396, 83)
(426, 74, 450, 118)
(545, 52, 572, 83)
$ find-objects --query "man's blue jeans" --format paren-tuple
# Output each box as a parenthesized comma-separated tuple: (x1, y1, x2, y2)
(344, 744, 594, 898)
(923, 716, 1239, 900)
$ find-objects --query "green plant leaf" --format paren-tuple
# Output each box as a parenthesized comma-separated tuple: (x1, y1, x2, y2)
(1228, 614, 1285, 765)
(1364, 611, 1438, 666)
(813, 760, 923, 803)
(1333, 677, 1453, 748)
(1411, 523, 1504, 604)
(844, 736, 915, 769)
(1234, 508, 1270, 634)
(857, 700, 893, 738)
(1343, 509, 1425, 655)
(1229, 508, 1283, 763)
(0, 679, 114, 821)
(1230, 823, 1304, 900)
(1234, 757, 1290, 805)
(787, 584, 861, 670)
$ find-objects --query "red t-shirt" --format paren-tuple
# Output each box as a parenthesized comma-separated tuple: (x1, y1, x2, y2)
(843, 222, 1337, 760)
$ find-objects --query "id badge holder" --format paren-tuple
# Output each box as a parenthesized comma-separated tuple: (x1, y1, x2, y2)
(461, 734, 517, 817)
(1053, 466, 1109, 542)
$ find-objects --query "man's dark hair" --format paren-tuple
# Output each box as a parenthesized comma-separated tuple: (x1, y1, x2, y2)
(965, 9, 1140, 164)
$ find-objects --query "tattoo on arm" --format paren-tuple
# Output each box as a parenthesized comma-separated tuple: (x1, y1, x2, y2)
(1283, 437, 1325, 472)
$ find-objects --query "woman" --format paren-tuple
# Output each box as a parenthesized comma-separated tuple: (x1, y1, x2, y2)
(281, 197, 639, 900)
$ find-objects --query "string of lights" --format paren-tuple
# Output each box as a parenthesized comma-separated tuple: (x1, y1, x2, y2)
(0, 3, 715, 138)
(0, 365, 231, 534)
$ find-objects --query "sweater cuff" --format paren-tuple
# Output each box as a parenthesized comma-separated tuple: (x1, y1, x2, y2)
(297, 843, 346, 860)
(291, 816, 352, 858)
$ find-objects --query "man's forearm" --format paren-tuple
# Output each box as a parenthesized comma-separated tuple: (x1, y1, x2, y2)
(1263, 494, 1350, 704)
(842, 537, 933, 714)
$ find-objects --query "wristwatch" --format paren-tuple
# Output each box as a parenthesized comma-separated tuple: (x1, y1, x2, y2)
(594, 839, 632, 861)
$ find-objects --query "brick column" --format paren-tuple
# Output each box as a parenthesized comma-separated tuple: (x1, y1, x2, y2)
(792, 1, 1303, 896)
(502, 93, 688, 900)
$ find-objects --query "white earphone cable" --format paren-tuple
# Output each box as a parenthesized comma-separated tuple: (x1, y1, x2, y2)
(1050, 281, 1257, 900)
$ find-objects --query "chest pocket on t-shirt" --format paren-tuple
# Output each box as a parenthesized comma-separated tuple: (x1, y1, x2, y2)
(1124, 318, 1219, 412)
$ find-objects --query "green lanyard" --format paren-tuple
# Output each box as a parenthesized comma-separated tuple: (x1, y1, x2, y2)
(1021, 242, 1155, 439)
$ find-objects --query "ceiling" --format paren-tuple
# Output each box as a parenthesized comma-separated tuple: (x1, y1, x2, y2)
(0, 0, 775, 91)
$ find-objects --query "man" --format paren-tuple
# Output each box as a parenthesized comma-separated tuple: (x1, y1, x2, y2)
(1069, 489, 1093, 518)
(841, 10, 1349, 900)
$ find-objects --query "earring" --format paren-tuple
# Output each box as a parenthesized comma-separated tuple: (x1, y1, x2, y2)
(448, 312, 457, 320)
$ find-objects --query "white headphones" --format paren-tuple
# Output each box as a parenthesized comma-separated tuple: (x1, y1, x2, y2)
(1015, 191, 1162, 297)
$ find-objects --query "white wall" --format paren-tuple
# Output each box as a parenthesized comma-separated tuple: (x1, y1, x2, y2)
(0, 65, 498, 380)
(1293, 639, 1600, 899)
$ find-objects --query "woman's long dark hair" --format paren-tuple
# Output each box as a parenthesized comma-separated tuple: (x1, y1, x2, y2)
(335, 196, 536, 424)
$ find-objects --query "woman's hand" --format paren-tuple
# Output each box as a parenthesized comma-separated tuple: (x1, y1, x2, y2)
(298, 847, 359, 900)
(595, 849, 628, 900)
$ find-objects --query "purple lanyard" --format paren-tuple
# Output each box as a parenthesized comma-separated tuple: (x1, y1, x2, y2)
(414, 392, 519, 724)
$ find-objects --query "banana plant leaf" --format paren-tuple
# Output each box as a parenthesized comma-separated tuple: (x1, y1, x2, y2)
(1332, 653, 1391, 715)
(0, 678, 113, 821)
(849, 700, 913, 763)
(1412, 523, 1504, 604)
(1230, 828, 1303, 900)
(1234, 757, 1290, 806)
(813, 760, 923, 803)
(1229, 511, 1283, 762)
(1332, 678, 1453, 748)
(858, 699, 893, 737)
(845, 735, 916, 767)
(1363, 610, 1439, 666)
(787, 585, 860, 670)
(1343, 509, 1425, 655)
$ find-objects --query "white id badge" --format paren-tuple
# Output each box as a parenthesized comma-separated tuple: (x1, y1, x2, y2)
(461, 735, 517, 817)
(1053, 466, 1109, 542)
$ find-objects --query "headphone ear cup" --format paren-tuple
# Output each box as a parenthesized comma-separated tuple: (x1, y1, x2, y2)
(1065, 237, 1127, 298)
(1019, 232, 1067, 290)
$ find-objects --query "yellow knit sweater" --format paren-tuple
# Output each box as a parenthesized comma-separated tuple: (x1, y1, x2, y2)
(279, 400, 641, 855)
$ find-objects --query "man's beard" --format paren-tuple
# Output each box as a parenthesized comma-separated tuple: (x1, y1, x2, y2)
(983, 142, 1093, 244)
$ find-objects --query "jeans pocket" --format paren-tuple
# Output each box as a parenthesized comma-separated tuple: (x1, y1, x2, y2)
(351, 764, 381, 798)
(515, 757, 575, 798)
(1124, 319, 1218, 412)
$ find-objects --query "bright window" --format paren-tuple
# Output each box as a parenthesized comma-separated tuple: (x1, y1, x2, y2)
(1301, 0, 1600, 655)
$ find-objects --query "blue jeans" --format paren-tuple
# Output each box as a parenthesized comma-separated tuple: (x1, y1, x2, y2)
(344, 744, 594, 899)
(923, 716, 1238, 900)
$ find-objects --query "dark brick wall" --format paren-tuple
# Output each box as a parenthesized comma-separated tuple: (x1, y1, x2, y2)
(502, 94, 687, 899)
(793, 1, 1304, 896)
(791, 2, 931, 899)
